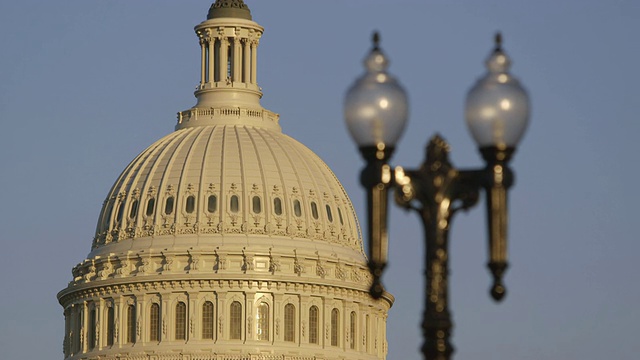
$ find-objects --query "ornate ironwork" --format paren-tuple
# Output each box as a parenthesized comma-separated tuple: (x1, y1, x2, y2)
(359, 135, 516, 359)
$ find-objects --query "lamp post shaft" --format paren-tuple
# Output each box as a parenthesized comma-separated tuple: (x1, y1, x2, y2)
(395, 135, 492, 360)
(420, 202, 454, 360)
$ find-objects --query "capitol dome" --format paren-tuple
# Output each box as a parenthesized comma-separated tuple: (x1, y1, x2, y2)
(58, 1, 392, 360)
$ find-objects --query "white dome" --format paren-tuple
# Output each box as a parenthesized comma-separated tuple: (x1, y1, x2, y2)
(58, 3, 392, 360)
(92, 119, 363, 258)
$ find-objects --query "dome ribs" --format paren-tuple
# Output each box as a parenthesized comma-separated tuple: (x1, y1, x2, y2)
(243, 126, 269, 234)
(174, 126, 208, 233)
(196, 125, 219, 243)
(253, 128, 291, 236)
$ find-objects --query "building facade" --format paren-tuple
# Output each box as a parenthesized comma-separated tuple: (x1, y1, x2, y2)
(57, 1, 393, 359)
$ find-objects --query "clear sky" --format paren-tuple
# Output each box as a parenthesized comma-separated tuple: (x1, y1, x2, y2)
(1, 1, 639, 359)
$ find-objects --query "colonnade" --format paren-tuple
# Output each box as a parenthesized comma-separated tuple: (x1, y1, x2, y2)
(198, 29, 259, 86)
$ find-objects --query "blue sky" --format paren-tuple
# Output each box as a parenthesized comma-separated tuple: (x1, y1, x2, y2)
(1, 1, 639, 359)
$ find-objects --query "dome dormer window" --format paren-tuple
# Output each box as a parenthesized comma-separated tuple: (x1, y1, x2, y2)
(252, 196, 262, 214)
(186, 196, 196, 214)
(129, 200, 139, 219)
(274, 197, 283, 215)
(116, 202, 126, 223)
(293, 200, 302, 217)
(165, 197, 175, 215)
(146, 198, 155, 216)
(326, 205, 334, 223)
(230, 195, 240, 213)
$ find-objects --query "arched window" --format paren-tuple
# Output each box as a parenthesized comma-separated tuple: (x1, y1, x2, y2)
(284, 304, 295, 342)
(274, 197, 283, 215)
(102, 200, 114, 230)
(331, 308, 339, 346)
(252, 196, 262, 214)
(129, 200, 138, 219)
(126, 304, 136, 344)
(308, 306, 319, 344)
(146, 198, 155, 216)
(326, 204, 333, 222)
(175, 302, 187, 340)
(207, 195, 217, 213)
(350, 311, 357, 349)
(230, 195, 239, 213)
(150, 303, 160, 342)
(338, 207, 344, 225)
(88, 307, 96, 350)
(257, 302, 269, 341)
(230, 301, 242, 340)
(293, 200, 302, 217)
(202, 301, 214, 340)
(311, 202, 319, 219)
(74, 306, 82, 353)
(365, 314, 370, 350)
(116, 201, 126, 223)
(106, 306, 115, 346)
(186, 195, 196, 213)
(165, 196, 175, 215)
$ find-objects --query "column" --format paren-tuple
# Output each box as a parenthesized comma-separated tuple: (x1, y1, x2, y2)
(200, 37, 206, 85)
(97, 299, 104, 350)
(218, 37, 229, 82)
(243, 39, 251, 83)
(138, 296, 147, 344)
(250, 40, 258, 84)
(208, 37, 215, 84)
(233, 38, 242, 82)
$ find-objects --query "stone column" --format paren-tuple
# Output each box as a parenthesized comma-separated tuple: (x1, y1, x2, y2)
(207, 37, 215, 83)
(243, 38, 251, 83)
(233, 37, 242, 82)
(250, 40, 258, 84)
(219, 37, 229, 82)
(200, 37, 206, 85)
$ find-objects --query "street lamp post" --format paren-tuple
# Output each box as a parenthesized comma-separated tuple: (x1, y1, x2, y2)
(344, 33, 530, 360)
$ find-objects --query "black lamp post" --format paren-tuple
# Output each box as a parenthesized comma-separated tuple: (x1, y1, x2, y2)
(344, 33, 530, 360)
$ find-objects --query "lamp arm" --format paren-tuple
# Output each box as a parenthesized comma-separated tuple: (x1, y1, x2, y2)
(479, 147, 516, 301)
(359, 145, 395, 299)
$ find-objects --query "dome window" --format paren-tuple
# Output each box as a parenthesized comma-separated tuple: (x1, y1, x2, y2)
(129, 200, 139, 219)
(257, 302, 269, 341)
(175, 302, 187, 340)
(202, 301, 214, 340)
(311, 202, 319, 220)
(150, 303, 160, 342)
(284, 304, 295, 342)
(165, 196, 175, 215)
(126, 304, 136, 344)
(252, 196, 262, 214)
(88, 307, 96, 350)
(326, 205, 333, 223)
(116, 201, 126, 223)
(186, 195, 196, 214)
(338, 207, 344, 225)
(293, 200, 302, 217)
(230, 301, 242, 340)
(102, 201, 114, 230)
(309, 305, 319, 344)
(274, 197, 283, 215)
(207, 195, 218, 213)
(331, 308, 340, 346)
(146, 198, 155, 216)
(106, 306, 115, 346)
(230, 195, 239, 213)
(350, 311, 357, 349)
